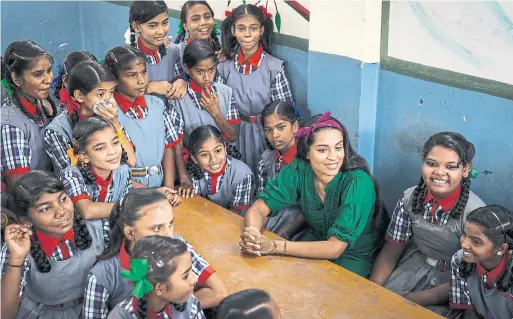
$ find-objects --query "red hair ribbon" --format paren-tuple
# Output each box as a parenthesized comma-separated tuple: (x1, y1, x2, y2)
(183, 147, 190, 163)
(258, 6, 273, 18)
(294, 111, 343, 140)
(60, 88, 85, 119)
(225, 9, 234, 17)
(223, 133, 231, 141)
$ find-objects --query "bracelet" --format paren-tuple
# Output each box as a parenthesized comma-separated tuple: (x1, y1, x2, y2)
(283, 241, 287, 256)
(7, 262, 23, 268)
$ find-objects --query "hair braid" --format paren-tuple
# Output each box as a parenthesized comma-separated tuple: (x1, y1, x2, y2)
(138, 297, 148, 319)
(78, 162, 97, 184)
(130, 25, 137, 48)
(497, 228, 513, 292)
(29, 227, 51, 273)
(186, 159, 203, 180)
(450, 178, 471, 219)
(411, 177, 426, 215)
(72, 211, 92, 250)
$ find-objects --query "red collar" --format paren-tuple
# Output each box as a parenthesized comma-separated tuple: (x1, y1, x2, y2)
(477, 251, 510, 287)
(131, 297, 174, 319)
(208, 159, 228, 195)
(189, 79, 212, 95)
(35, 229, 75, 257)
(274, 143, 297, 164)
(91, 168, 113, 188)
(137, 37, 160, 63)
(237, 44, 263, 69)
(119, 240, 131, 271)
(186, 36, 192, 44)
(18, 94, 42, 117)
(424, 184, 461, 213)
(114, 92, 147, 114)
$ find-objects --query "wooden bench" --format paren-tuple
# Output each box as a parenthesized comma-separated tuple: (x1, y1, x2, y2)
(174, 196, 443, 319)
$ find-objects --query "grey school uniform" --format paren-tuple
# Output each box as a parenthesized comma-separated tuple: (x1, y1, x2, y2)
(259, 149, 302, 236)
(171, 83, 232, 146)
(195, 158, 253, 212)
(107, 294, 204, 319)
(117, 95, 166, 187)
(44, 111, 72, 174)
(146, 44, 180, 104)
(16, 220, 104, 319)
(452, 249, 513, 319)
(384, 186, 485, 318)
(0, 98, 53, 172)
(217, 55, 284, 174)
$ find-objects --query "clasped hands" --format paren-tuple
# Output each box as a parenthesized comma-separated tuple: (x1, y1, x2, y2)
(239, 226, 277, 256)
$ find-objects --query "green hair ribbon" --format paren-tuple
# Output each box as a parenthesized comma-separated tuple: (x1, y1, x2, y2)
(469, 169, 479, 179)
(177, 20, 185, 35)
(1, 80, 14, 97)
(97, 59, 105, 65)
(120, 258, 153, 299)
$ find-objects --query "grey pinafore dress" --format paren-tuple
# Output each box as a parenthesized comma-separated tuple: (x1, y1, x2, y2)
(217, 54, 284, 175)
(171, 83, 233, 146)
(195, 158, 253, 214)
(107, 295, 204, 319)
(1, 98, 53, 173)
(117, 95, 166, 187)
(44, 111, 72, 174)
(259, 149, 302, 236)
(146, 44, 181, 105)
(16, 219, 104, 318)
(384, 186, 485, 318)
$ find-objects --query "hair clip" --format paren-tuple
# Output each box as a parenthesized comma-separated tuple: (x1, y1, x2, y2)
(156, 260, 164, 267)
(469, 169, 479, 179)
(97, 59, 105, 65)
(110, 52, 118, 63)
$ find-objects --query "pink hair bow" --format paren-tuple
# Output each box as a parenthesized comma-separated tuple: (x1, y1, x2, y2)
(294, 111, 342, 139)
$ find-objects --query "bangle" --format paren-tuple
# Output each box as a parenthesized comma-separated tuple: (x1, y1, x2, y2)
(7, 262, 23, 268)
(283, 241, 287, 256)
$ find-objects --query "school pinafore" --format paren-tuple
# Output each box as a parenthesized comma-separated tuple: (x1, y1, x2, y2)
(16, 220, 104, 319)
(1, 99, 53, 172)
(384, 186, 485, 318)
(195, 158, 253, 212)
(117, 95, 166, 187)
(217, 55, 284, 174)
(259, 149, 302, 236)
(107, 295, 204, 319)
(44, 112, 72, 173)
(146, 45, 180, 104)
(460, 250, 513, 319)
(172, 83, 232, 146)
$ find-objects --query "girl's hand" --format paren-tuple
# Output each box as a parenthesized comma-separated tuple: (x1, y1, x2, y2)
(157, 187, 182, 206)
(163, 36, 173, 48)
(4, 224, 32, 261)
(200, 87, 221, 117)
(95, 99, 120, 126)
(168, 79, 187, 100)
(147, 81, 174, 96)
(178, 178, 195, 198)
(216, 51, 227, 63)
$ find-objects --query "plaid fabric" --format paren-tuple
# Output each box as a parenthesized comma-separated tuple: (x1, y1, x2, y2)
(83, 273, 110, 319)
(230, 174, 253, 209)
(44, 127, 72, 172)
(185, 84, 240, 123)
(174, 235, 214, 284)
(0, 240, 77, 298)
(198, 157, 232, 195)
(164, 106, 182, 147)
(386, 194, 452, 244)
(1, 125, 31, 174)
(123, 105, 149, 120)
(271, 66, 294, 104)
(117, 295, 205, 319)
(450, 250, 474, 309)
(234, 50, 265, 75)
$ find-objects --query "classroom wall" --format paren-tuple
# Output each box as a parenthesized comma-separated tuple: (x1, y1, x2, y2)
(2, 1, 512, 209)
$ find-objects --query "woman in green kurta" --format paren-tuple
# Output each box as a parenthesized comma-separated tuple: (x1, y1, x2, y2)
(240, 112, 383, 278)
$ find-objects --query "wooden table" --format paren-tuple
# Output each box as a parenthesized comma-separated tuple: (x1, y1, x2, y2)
(174, 197, 443, 319)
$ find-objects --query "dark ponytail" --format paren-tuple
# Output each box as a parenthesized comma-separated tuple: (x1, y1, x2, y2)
(411, 132, 475, 219)
(459, 205, 513, 292)
(10, 171, 92, 272)
(97, 188, 168, 260)
(221, 4, 274, 59)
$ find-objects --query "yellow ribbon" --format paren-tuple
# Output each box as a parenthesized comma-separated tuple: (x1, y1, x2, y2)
(66, 148, 79, 166)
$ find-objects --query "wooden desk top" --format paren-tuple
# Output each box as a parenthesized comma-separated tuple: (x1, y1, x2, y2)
(174, 196, 443, 319)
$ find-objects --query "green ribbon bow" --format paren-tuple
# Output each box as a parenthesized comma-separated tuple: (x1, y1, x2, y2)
(97, 59, 105, 65)
(469, 169, 479, 179)
(1, 79, 14, 97)
(120, 258, 153, 299)
(177, 20, 185, 35)
(212, 22, 220, 36)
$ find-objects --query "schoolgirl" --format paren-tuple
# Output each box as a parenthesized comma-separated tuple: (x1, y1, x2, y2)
(173, 0, 221, 76)
(217, 4, 294, 174)
(1, 40, 57, 191)
(217, 289, 281, 319)
(83, 188, 227, 318)
(1, 171, 104, 318)
(128, 1, 187, 101)
(450, 205, 513, 319)
(188, 125, 254, 215)
(43, 60, 136, 175)
(257, 101, 304, 239)
(370, 132, 486, 317)
(105, 45, 182, 188)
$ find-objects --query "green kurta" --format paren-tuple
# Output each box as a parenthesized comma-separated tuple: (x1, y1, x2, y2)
(257, 159, 379, 277)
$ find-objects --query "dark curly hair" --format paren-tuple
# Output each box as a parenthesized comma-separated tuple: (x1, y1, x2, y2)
(10, 171, 92, 273)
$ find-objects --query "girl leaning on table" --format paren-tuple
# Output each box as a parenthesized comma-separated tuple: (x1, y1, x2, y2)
(239, 112, 384, 278)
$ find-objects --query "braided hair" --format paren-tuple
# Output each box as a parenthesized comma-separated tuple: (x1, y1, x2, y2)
(71, 117, 128, 184)
(53, 51, 97, 101)
(459, 205, 513, 292)
(1, 40, 57, 122)
(174, 1, 221, 52)
(411, 132, 476, 219)
(131, 236, 188, 318)
(129, 1, 168, 58)
(10, 171, 92, 273)
(217, 289, 274, 319)
(221, 4, 274, 59)
(187, 125, 242, 180)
